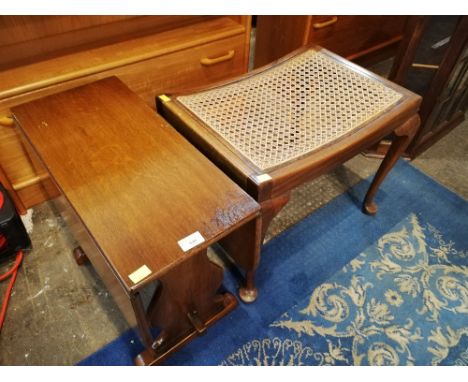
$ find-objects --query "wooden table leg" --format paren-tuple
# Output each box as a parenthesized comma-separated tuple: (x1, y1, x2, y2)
(259, 192, 291, 242)
(239, 269, 258, 304)
(134, 249, 237, 366)
(363, 114, 420, 215)
(131, 290, 157, 364)
(219, 215, 263, 304)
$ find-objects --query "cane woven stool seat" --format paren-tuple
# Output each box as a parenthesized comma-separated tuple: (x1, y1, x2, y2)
(157, 45, 421, 303)
(176, 49, 403, 171)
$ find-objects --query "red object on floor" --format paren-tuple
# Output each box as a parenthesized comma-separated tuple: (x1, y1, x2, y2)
(0, 250, 23, 332)
(0, 233, 6, 250)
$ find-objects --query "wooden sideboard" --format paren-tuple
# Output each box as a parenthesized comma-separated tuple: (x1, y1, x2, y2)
(254, 16, 407, 68)
(0, 16, 251, 214)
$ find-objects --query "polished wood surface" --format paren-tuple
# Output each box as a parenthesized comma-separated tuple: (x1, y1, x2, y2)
(159, 44, 422, 297)
(12, 77, 261, 364)
(0, 17, 245, 102)
(0, 16, 212, 70)
(254, 16, 311, 68)
(254, 16, 407, 68)
(0, 16, 251, 213)
(12, 76, 259, 292)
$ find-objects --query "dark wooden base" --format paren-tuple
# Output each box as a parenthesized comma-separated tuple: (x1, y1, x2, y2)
(134, 292, 237, 366)
(134, 249, 238, 366)
(74, 244, 240, 365)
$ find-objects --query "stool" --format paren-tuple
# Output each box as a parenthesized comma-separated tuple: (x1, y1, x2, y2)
(157, 45, 422, 301)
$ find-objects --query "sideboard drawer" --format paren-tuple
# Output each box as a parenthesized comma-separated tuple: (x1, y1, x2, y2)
(0, 16, 250, 212)
(307, 16, 407, 59)
(0, 28, 248, 211)
(106, 34, 246, 106)
(0, 34, 246, 111)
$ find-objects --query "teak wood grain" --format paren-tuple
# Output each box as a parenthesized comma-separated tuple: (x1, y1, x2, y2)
(0, 16, 251, 213)
(0, 17, 245, 101)
(12, 77, 259, 293)
(254, 16, 407, 68)
(0, 16, 212, 70)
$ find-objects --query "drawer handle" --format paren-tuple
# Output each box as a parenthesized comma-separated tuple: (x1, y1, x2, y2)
(412, 63, 440, 70)
(0, 115, 14, 126)
(313, 16, 338, 29)
(200, 50, 235, 66)
(12, 173, 50, 191)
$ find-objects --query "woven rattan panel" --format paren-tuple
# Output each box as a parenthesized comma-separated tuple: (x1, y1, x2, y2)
(177, 49, 403, 171)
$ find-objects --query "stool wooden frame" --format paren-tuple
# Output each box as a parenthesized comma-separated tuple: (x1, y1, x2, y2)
(157, 45, 422, 303)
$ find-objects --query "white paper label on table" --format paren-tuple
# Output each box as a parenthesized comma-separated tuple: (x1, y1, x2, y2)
(128, 265, 152, 284)
(178, 231, 205, 252)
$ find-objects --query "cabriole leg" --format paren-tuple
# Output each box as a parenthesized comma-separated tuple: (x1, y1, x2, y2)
(363, 114, 420, 215)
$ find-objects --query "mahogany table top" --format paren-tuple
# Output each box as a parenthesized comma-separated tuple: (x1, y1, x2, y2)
(12, 77, 259, 292)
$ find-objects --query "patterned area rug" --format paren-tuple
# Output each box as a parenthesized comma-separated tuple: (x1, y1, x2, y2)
(78, 161, 468, 366)
(222, 214, 468, 366)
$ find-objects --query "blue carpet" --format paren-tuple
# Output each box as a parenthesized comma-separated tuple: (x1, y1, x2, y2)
(78, 161, 468, 366)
